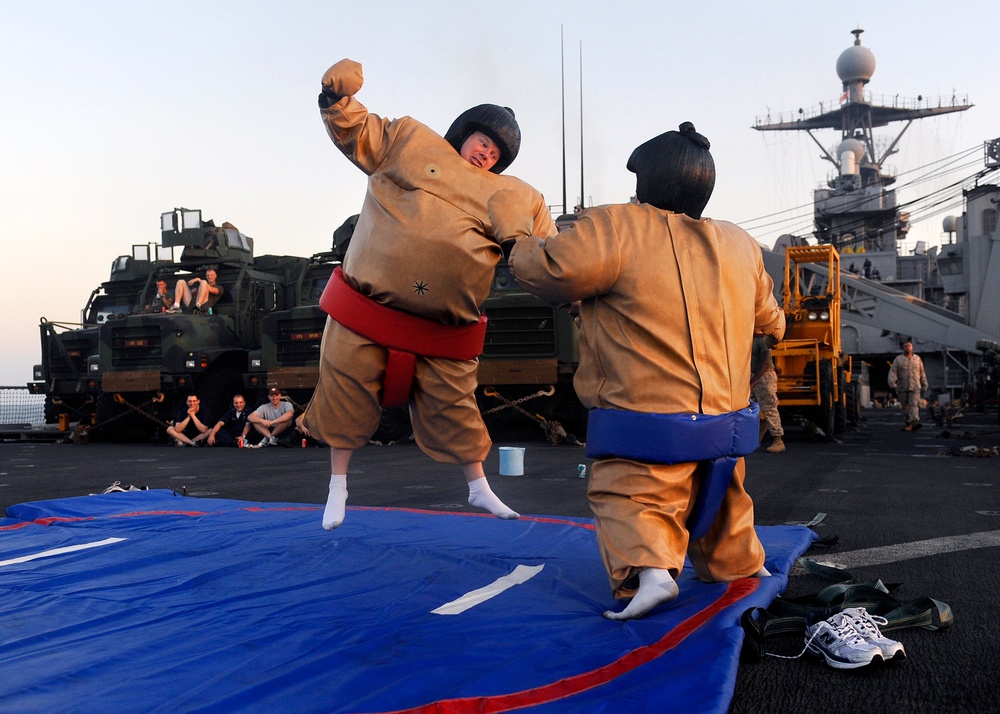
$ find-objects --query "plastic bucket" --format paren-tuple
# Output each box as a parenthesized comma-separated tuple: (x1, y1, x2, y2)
(498, 446, 525, 476)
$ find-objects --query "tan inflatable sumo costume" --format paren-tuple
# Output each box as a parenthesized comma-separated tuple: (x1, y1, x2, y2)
(303, 59, 557, 530)
(489, 123, 785, 619)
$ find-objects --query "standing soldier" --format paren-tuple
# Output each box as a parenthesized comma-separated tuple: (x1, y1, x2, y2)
(752, 336, 785, 452)
(887, 340, 928, 431)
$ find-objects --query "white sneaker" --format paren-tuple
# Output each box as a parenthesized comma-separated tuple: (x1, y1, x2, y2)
(268, 435, 279, 446)
(804, 612, 883, 669)
(166, 305, 182, 314)
(841, 607, 906, 661)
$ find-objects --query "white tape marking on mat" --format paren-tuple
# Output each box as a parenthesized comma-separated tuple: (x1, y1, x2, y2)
(0, 537, 126, 568)
(432, 564, 544, 615)
(808, 530, 1000, 570)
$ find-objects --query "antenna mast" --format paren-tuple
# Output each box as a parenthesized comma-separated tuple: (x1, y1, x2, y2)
(560, 26, 567, 215)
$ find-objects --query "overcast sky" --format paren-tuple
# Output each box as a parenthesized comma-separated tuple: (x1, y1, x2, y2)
(2, 1, 997, 386)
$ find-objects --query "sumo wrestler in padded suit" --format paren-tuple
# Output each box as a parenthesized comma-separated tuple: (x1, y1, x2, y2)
(303, 59, 557, 531)
(489, 123, 785, 620)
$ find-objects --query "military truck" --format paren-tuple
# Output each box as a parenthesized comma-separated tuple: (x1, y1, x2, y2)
(771, 244, 856, 438)
(29, 208, 307, 441)
(28, 243, 169, 425)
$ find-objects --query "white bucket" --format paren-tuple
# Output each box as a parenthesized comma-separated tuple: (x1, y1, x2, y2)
(498, 446, 525, 476)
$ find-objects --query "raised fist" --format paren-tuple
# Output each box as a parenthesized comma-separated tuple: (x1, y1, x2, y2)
(322, 59, 364, 99)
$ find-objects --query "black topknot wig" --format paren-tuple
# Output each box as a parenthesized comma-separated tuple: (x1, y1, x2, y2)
(444, 104, 521, 174)
(626, 122, 715, 218)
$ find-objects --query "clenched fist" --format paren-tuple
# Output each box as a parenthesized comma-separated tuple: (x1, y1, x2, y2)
(321, 59, 364, 99)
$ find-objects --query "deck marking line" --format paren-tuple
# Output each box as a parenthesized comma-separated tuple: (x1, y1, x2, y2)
(432, 564, 544, 615)
(0, 537, 126, 568)
(804, 530, 1000, 570)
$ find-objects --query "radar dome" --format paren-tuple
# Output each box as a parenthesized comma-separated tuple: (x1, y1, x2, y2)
(837, 138, 865, 162)
(943, 216, 958, 233)
(836, 30, 876, 84)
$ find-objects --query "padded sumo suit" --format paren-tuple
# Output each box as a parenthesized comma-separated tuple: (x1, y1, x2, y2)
(500, 124, 785, 599)
(303, 59, 557, 464)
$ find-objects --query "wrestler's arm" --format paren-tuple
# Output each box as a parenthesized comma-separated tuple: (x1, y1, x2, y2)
(318, 58, 394, 174)
(509, 209, 621, 305)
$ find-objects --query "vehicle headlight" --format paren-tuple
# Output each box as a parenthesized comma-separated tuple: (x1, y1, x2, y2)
(807, 312, 818, 321)
(185, 359, 197, 369)
(820, 311, 830, 321)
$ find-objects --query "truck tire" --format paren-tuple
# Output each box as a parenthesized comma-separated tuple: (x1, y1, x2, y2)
(199, 367, 245, 424)
(818, 359, 836, 441)
(834, 366, 848, 433)
(93, 392, 159, 443)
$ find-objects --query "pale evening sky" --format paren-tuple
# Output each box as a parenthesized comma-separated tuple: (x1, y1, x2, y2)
(2, 1, 996, 385)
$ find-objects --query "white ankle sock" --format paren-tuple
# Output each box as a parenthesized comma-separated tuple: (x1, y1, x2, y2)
(604, 567, 679, 621)
(323, 474, 348, 530)
(467, 478, 519, 519)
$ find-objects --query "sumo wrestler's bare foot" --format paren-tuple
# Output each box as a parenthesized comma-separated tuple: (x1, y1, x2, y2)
(603, 568, 679, 621)
(322, 474, 348, 530)
(467, 478, 519, 520)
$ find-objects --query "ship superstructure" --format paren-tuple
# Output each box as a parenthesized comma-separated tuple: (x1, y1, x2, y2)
(754, 29, 999, 405)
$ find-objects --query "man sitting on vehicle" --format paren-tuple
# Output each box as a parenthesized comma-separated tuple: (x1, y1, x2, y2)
(146, 279, 174, 313)
(168, 268, 224, 314)
(249, 388, 295, 447)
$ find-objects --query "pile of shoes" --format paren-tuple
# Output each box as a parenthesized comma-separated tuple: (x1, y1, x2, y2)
(741, 557, 953, 669)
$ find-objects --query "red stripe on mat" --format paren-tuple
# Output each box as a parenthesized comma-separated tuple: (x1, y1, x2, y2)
(379, 577, 760, 713)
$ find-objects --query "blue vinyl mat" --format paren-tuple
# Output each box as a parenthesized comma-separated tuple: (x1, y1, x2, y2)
(0, 490, 815, 713)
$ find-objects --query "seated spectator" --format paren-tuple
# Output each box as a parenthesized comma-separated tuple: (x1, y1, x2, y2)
(168, 268, 224, 314)
(166, 394, 212, 446)
(146, 279, 174, 312)
(248, 388, 294, 447)
(208, 394, 251, 446)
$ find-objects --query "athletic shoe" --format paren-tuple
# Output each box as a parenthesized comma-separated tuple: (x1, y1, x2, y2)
(841, 607, 906, 661)
(166, 305, 182, 314)
(268, 435, 279, 446)
(248, 440, 265, 449)
(804, 612, 883, 669)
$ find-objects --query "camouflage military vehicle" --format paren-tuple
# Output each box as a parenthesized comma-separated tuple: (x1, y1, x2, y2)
(29, 243, 170, 425)
(27, 208, 302, 442)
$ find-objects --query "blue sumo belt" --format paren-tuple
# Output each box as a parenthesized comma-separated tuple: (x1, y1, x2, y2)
(585, 403, 760, 540)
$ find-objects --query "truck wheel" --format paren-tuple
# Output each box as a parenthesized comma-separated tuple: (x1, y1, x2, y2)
(199, 367, 245, 423)
(93, 393, 159, 443)
(818, 360, 836, 441)
(834, 366, 848, 433)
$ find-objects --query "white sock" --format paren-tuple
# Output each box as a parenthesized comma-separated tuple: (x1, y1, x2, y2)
(604, 567, 679, 621)
(467, 478, 519, 519)
(323, 474, 348, 530)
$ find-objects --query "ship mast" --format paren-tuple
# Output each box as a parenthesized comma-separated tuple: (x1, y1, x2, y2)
(753, 29, 972, 252)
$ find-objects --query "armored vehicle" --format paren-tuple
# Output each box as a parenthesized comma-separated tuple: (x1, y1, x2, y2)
(29, 242, 169, 425)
